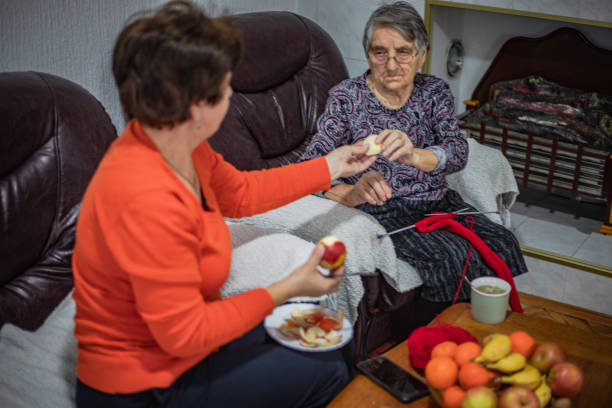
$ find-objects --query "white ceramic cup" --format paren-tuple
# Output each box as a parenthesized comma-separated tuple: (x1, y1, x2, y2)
(470, 277, 511, 324)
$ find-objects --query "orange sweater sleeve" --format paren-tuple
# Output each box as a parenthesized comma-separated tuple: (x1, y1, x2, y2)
(194, 142, 332, 218)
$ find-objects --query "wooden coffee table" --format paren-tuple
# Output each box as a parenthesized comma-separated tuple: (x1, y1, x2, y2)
(328, 293, 612, 407)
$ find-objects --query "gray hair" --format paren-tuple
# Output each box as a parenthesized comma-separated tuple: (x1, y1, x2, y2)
(362, 1, 429, 57)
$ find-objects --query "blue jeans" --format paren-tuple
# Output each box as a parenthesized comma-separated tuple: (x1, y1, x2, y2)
(76, 323, 353, 408)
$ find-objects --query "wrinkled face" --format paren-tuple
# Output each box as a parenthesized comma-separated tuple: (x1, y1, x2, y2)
(368, 27, 426, 94)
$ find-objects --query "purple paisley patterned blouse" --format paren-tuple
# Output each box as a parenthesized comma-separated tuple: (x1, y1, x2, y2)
(301, 72, 468, 201)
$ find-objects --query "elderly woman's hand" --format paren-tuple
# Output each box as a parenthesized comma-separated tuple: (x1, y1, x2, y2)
(377, 129, 439, 171)
(377, 129, 416, 165)
(325, 143, 377, 180)
(350, 170, 392, 206)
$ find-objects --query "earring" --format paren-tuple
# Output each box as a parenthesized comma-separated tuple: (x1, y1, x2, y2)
(194, 123, 201, 130)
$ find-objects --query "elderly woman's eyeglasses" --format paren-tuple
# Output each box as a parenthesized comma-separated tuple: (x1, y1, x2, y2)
(369, 48, 419, 65)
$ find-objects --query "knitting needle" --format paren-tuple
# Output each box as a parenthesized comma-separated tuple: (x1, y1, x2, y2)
(376, 209, 500, 239)
(376, 224, 416, 239)
(376, 210, 463, 239)
(419, 207, 469, 217)
(425, 210, 500, 216)
(376, 207, 469, 239)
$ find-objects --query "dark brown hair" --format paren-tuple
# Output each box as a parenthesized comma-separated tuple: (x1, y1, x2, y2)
(112, 0, 242, 128)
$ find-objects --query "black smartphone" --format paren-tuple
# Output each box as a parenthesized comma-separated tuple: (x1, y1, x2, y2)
(356, 355, 430, 403)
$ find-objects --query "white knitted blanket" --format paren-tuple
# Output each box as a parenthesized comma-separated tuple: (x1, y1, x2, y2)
(447, 138, 518, 228)
(224, 204, 422, 324)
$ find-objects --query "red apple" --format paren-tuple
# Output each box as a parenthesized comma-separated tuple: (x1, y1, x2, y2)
(499, 386, 540, 408)
(529, 342, 567, 372)
(317, 236, 346, 269)
(547, 362, 583, 398)
(461, 386, 498, 408)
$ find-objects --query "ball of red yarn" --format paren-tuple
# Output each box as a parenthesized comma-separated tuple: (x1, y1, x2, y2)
(407, 323, 478, 369)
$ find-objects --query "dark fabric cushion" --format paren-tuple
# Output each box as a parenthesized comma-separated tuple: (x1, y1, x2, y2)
(209, 11, 349, 170)
(0, 72, 116, 331)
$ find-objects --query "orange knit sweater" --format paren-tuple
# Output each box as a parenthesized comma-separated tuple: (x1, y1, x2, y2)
(72, 121, 331, 393)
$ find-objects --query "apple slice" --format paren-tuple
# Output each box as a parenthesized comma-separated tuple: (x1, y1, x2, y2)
(363, 134, 382, 156)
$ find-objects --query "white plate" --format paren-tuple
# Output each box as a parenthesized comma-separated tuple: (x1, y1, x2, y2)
(264, 303, 352, 352)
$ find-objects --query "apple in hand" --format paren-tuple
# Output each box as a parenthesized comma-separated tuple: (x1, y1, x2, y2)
(547, 362, 583, 398)
(461, 386, 498, 408)
(317, 236, 346, 269)
(529, 342, 567, 372)
(499, 386, 540, 408)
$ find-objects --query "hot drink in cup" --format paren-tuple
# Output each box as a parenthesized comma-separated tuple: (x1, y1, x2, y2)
(470, 277, 511, 324)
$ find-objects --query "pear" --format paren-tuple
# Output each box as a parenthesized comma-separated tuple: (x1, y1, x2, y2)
(500, 364, 542, 389)
(486, 352, 526, 373)
(474, 333, 512, 363)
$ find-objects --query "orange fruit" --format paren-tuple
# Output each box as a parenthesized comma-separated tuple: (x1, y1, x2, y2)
(458, 362, 495, 390)
(431, 341, 458, 359)
(454, 341, 482, 366)
(425, 357, 458, 389)
(443, 385, 466, 408)
(509, 330, 537, 359)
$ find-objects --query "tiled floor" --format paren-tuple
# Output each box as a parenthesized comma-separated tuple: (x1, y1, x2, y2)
(509, 198, 612, 316)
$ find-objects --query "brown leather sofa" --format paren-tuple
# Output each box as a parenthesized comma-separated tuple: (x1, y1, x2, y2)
(0, 71, 116, 332)
(209, 11, 420, 359)
(0, 12, 419, 363)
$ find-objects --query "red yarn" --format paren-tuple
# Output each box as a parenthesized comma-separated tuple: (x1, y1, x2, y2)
(414, 213, 523, 313)
(451, 216, 474, 306)
(407, 319, 478, 369)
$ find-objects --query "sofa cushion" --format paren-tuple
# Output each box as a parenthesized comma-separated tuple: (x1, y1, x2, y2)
(0, 293, 77, 408)
(0, 72, 116, 331)
(209, 11, 349, 170)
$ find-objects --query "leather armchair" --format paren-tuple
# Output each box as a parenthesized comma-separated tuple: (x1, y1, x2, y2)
(210, 11, 419, 359)
(0, 71, 116, 331)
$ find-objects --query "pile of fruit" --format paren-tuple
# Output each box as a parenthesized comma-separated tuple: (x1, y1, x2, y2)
(424, 331, 584, 408)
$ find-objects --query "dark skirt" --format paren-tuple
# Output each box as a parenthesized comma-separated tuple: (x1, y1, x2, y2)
(357, 189, 528, 302)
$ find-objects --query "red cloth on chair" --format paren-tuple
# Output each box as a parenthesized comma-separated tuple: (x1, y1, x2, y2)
(414, 213, 523, 313)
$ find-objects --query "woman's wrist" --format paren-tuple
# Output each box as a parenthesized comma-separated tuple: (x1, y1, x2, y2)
(402, 148, 438, 172)
(401, 149, 419, 167)
(266, 279, 295, 307)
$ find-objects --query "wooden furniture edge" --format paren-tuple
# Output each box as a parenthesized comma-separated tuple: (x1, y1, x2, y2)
(425, 0, 612, 30)
(517, 292, 612, 327)
(520, 245, 612, 278)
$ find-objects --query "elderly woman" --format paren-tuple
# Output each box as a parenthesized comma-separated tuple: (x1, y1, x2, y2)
(72, 1, 377, 407)
(301, 1, 527, 320)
